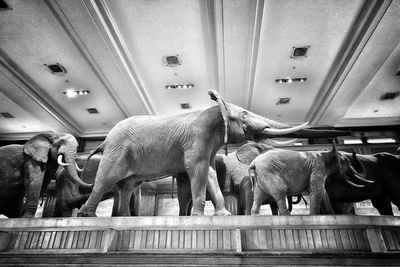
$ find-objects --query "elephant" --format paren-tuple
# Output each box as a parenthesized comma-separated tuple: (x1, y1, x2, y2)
(77, 90, 350, 217)
(249, 143, 373, 215)
(48, 154, 140, 217)
(177, 141, 302, 216)
(0, 133, 91, 218)
(325, 151, 400, 215)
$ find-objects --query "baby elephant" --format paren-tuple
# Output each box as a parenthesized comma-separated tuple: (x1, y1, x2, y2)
(249, 144, 373, 215)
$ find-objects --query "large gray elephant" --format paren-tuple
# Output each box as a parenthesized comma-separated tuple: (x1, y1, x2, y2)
(177, 141, 302, 215)
(78, 90, 349, 217)
(0, 133, 91, 218)
(249, 143, 373, 215)
(325, 151, 400, 215)
(49, 154, 140, 217)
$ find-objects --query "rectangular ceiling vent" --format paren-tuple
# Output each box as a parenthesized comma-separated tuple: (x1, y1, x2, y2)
(180, 103, 191, 109)
(291, 46, 309, 58)
(1, 112, 15, 118)
(276, 97, 291, 105)
(0, 0, 11, 10)
(380, 92, 400, 101)
(163, 55, 181, 67)
(86, 108, 99, 114)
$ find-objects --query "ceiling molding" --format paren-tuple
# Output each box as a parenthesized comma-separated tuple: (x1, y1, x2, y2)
(0, 131, 55, 141)
(336, 117, 400, 127)
(245, 0, 264, 110)
(0, 50, 82, 135)
(201, 0, 222, 97)
(305, 0, 392, 125)
(45, 0, 130, 118)
(82, 0, 155, 115)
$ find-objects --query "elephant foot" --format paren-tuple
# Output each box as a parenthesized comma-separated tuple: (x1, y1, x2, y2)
(77, 211, 97, 217)
(214, 208, 231, 216)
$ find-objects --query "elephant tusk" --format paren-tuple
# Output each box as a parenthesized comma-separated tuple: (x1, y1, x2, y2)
(352, 173, 374, 184)
(262, 122, 309, 135)
(57, 154, 71, 166)
(261, 138, 300, 146)
(75, 162, 83, 172)
(346, 180, 365, 188)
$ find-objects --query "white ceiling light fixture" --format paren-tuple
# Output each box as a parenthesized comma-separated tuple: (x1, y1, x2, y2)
(275, 78, 307, 83)
(367, 138, 396, 144)
(165, 83, 194, 90)
(343, 139, 363, 145)
(63, 89, 90, 98)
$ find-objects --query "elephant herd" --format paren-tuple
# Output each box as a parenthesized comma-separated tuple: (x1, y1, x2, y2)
(0, 90, 399, 218)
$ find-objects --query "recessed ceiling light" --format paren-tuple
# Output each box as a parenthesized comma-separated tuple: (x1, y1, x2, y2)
(367, 138, 396, 144)
(63, 89, 90, 98)
(165, 83, 194, 90)
(275, 78, 307, 83)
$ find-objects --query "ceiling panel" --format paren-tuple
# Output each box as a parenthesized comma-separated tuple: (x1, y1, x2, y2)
(251, 0, 365, 124)
(0, 0, 399, 140)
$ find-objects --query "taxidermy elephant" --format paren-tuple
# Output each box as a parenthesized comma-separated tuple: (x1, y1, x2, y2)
(78, 90, 349, 217)
(177, 141, 302, 215)
(50, 154, 140, 217)
(325, 151, 400, 215)
(249, 143, 372, 215)
(0, 133, 91, 218)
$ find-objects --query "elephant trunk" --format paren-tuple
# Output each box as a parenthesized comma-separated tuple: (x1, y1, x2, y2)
(59, 152, 93, 189)
(254, 128, 351, 140)
(248, 163, 257, 192)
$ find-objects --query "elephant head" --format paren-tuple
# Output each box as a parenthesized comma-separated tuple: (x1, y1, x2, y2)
(324, 143, 372, 188)
(23, 133, 91, 190)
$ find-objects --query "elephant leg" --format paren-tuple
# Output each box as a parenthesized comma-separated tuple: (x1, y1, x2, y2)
(251, 186, 268, 215)
(207, 167, 230, 216)
(111, 191, 121, 216)
(117, 178, 137, 216)
(308, 175, 325, 215)
(371, 197, 393, 216)
(185, 160, 210, 216)
(270, 201, 279, 215)
(176, 172, 193, 216)
(240, 176, 254, 215)
(129, 185, 141, 216)
(23, 161, 46, 218)
(79, 157, 129, 217)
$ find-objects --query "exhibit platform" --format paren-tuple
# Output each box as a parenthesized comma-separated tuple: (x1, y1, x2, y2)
(0, 215, 399, 266)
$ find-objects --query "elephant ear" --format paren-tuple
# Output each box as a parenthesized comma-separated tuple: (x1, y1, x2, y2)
(208, 90, 229, 146)
(23, 134, 53, 163)
(236, 142, 271, 165)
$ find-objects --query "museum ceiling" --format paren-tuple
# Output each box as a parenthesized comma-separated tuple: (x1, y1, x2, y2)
(0, 0, 399, 140)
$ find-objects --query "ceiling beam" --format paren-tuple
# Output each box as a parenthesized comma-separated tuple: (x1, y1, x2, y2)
(82, 0, 155, 115)
(305, 0, 392, 126)
(45, 0, 131, 118)
(245, 0, 265, 110)
(0, 50, 82, 135)
(206, 0, 225, 98)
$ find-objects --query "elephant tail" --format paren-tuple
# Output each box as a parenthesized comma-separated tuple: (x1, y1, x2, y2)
(81, 142, 105, 180)
(248, 163, 257, 192)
